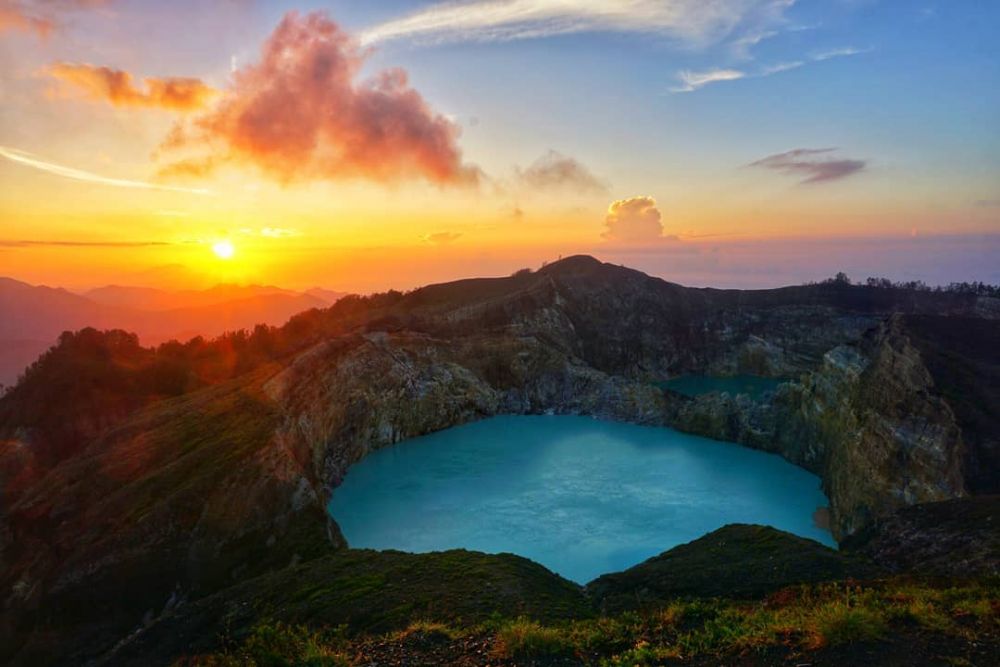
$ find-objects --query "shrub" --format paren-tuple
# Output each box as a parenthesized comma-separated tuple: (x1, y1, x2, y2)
(494, 618, 572, 658)
(810, 604, 888, 647)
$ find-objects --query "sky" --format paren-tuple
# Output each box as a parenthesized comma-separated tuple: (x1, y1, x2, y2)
(0, 0, 998, 292)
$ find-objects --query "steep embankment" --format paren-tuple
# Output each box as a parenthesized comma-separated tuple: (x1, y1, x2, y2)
(662, 315, 974, 539)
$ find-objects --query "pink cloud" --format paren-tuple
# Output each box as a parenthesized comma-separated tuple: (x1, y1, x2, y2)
(0, 0, 108, 38)
(159, 11, 479, 186)
(48, 63, 216, 111)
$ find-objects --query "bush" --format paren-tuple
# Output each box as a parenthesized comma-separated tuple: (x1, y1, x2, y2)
(494, 618, 572, 658)
(811, 604, 888, 647)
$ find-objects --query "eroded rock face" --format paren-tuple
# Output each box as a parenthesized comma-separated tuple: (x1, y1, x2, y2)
(662, 316, 969, 539)
(264, 331, 669, 494)
(841, 496, 1000, 577)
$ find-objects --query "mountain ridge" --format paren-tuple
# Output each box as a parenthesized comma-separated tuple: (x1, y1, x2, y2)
(1, 255, 997, 664)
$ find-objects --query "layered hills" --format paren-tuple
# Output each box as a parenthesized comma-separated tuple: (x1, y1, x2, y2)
(0, 278, 346, 387)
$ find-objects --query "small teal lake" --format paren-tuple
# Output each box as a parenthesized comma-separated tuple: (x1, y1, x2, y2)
(328, 416, 832, 583)
(660, 374, 786, 400)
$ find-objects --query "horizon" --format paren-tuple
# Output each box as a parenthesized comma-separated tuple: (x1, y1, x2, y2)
(1, 1, 998, 293)
(4, 243, 1000, 297)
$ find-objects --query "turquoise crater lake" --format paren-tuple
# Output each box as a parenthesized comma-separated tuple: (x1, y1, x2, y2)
(328, 416, 833, 583)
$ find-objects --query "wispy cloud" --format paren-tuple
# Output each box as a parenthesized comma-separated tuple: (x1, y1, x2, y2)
(0, 145, 210, 194)
(360, 0, 796, 48)
(0, 0, 110, 39)
(749, 147, 867, 184)
(0, 239, 170, 248)
(759, 60, 804, 75)
(812, 46, 871, 61)
(670, 68, 746, 93)
(516, 150, 608, 193)
(48, 62, 217, 111)
(237, 227, 302, 239)
(423, 231, 462, 244)
(671, 43, 871, 93)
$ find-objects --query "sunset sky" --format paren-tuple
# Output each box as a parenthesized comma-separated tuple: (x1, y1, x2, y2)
(1, 0, 998, 292)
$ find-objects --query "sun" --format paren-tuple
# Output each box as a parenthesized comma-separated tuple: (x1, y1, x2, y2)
(212, 240, 235, 260)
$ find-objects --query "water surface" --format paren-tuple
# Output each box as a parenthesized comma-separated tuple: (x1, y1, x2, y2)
(660, 374, 786, 400)
(328, 415, 831, 583)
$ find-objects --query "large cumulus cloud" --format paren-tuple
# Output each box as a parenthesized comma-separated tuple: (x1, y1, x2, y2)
(159, 11, 479, 186)
(603, 196, 666, 242)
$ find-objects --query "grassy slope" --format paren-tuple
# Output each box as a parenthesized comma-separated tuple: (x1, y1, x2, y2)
(102, 525, 914, 665)
(587, 525, 884, 612)
(108, 548, 592, 665)
(3, 367, 333, 666)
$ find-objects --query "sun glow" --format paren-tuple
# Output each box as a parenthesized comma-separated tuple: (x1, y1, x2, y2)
(212, 240, 235, 260)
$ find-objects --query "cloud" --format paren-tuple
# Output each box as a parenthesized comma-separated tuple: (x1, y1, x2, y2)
(0, 144, 210, 194)
(48, 63, 217, 111)
(759, 60, 804, 75)
(603, 196, 665, 242)
(423, 231, 462, 244)
(0, 239, 170, 248)
(812, 46, 871, 61)
(236, 227, 301, 238)
(749, 148, 866, 184)
(359, 0, 795, 48)
(0, 3, 53, 37)
(159, 11, 478, 187)
(670, 68, 745, 93)
(0, 0, 109, 39)
(671, 42, 871, 94)
(974, 199, 1000, 208)
(260, 227, 300, 238)
(517, 150, 607, 193)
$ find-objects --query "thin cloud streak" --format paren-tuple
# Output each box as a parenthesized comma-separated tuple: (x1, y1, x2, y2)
(359, 0, 796, 47)
(0, 239, 171, 248)
(671, 43, 870, 93)
(812, 46, 871, 61)
(749, 147, 867, 184)
(670, 68, 745, 93)
(0, 145, 211, 194)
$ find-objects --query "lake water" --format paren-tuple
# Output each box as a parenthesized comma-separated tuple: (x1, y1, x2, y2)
(660, 374, 786, 400)
(328, 415, 832, 583)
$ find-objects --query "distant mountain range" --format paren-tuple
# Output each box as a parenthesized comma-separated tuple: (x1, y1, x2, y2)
(0, 277, 346, 387)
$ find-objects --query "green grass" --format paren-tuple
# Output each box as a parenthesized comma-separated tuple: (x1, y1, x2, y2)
(494, 618, 574, 659)
(182, 578, 998, 665)
(181, 623, 351, 666)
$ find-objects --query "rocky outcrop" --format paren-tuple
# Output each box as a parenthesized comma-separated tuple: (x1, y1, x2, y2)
(264, 331, 668, 491)
(662, 316, 969, 539)
(842, 496, 1000, 577)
